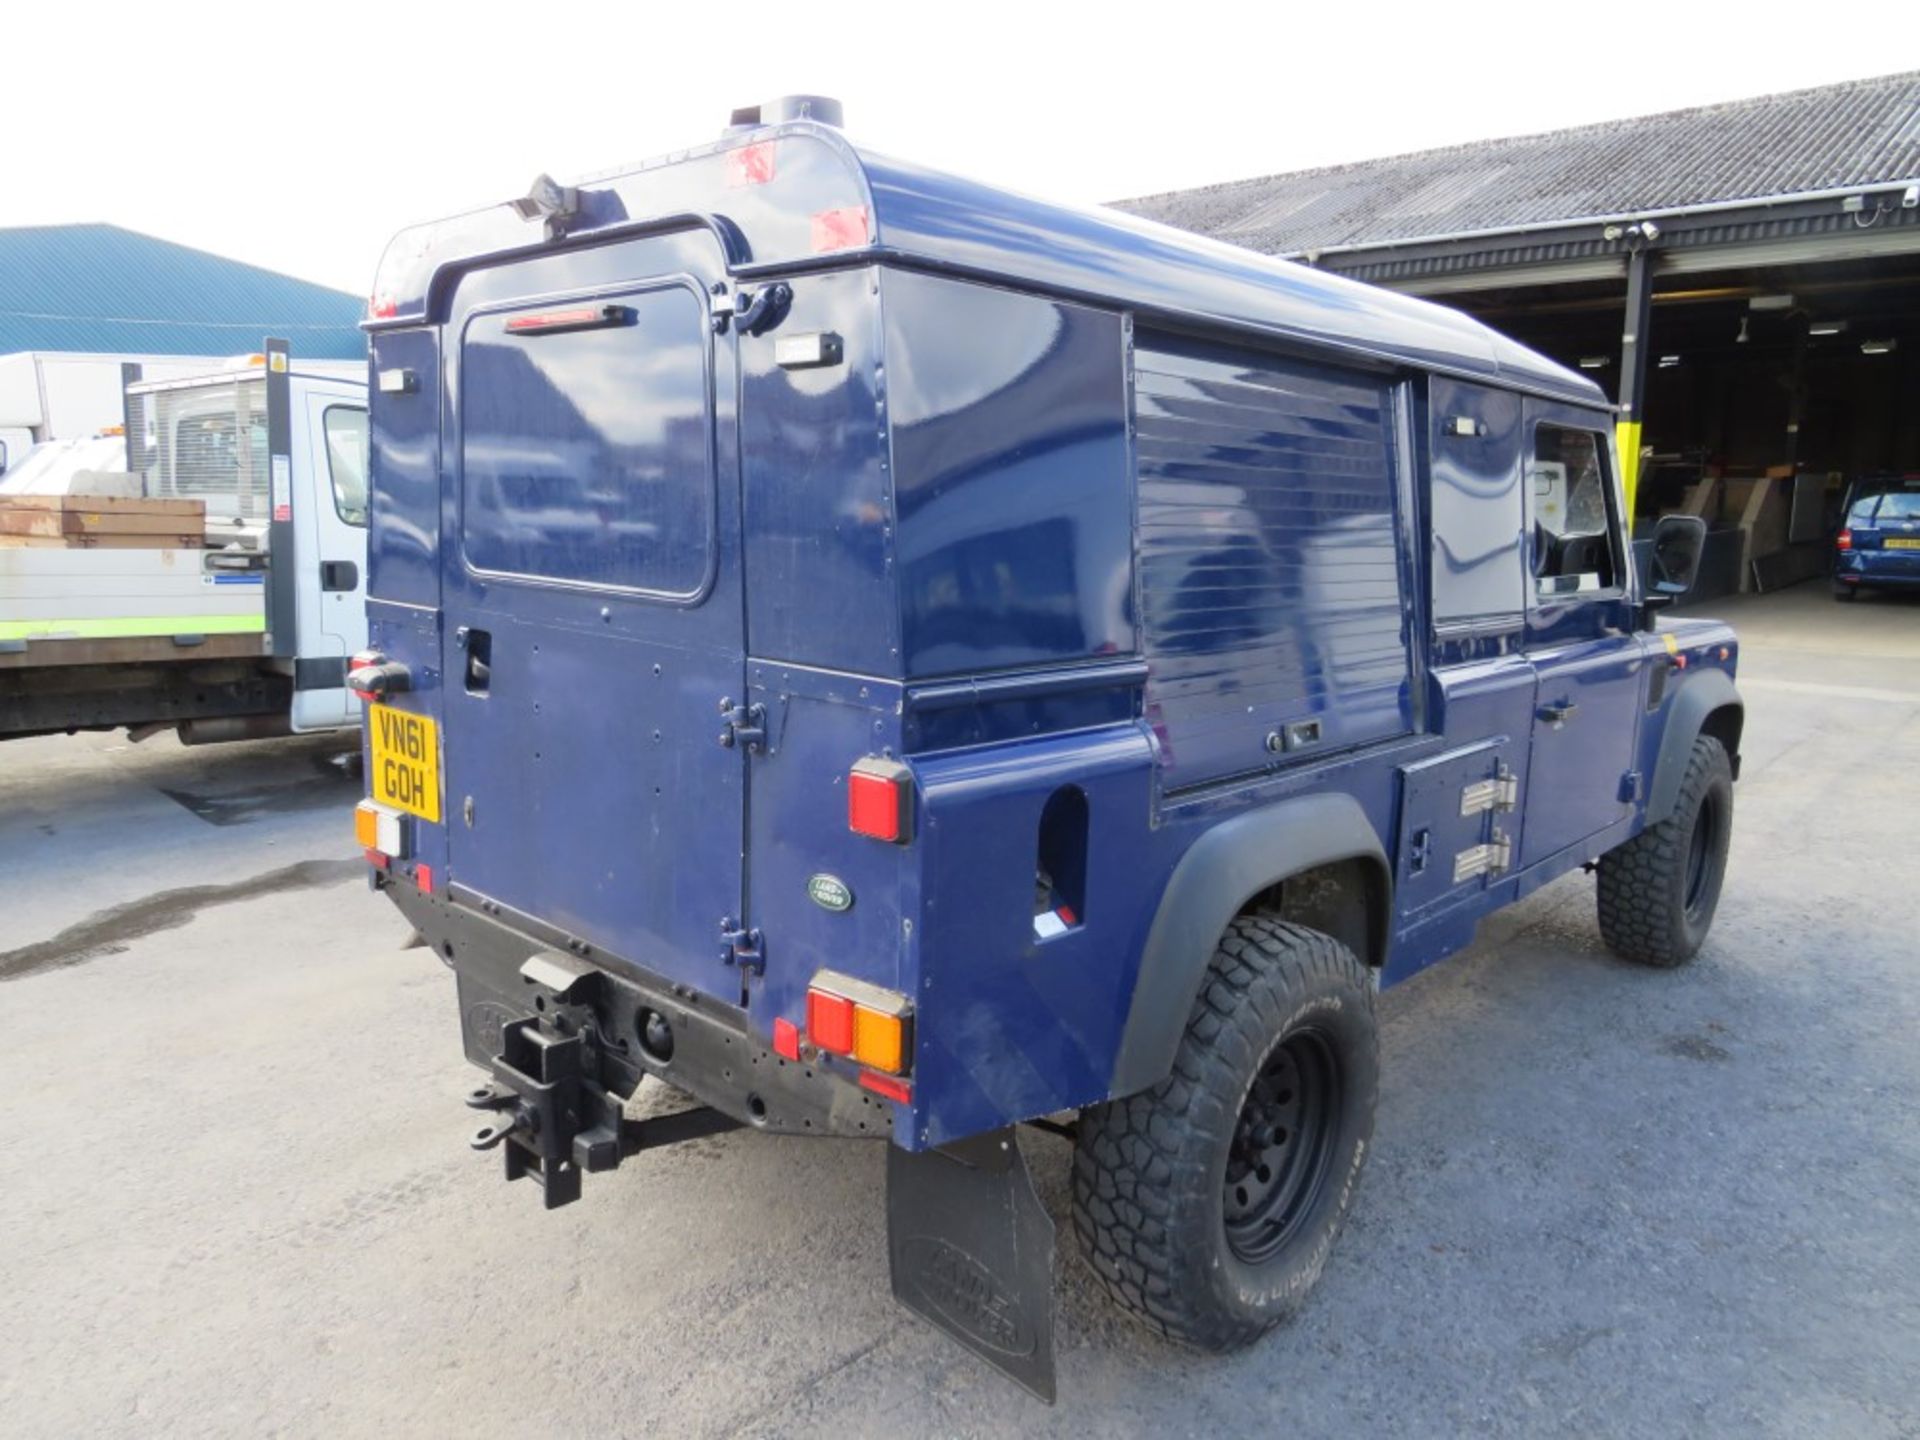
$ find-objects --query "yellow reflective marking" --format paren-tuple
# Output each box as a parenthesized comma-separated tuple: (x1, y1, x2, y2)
(0, 614, 265, 641)
(1616, 420, 1645, 521)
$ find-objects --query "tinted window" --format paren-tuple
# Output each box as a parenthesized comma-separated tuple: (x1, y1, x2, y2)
(1530, 426, 1618, 594)
(323, 406, 368, 526)
(460, 287, 712, 595)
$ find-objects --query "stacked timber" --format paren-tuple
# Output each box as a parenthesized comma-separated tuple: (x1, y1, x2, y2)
(0, 495, 205, 550)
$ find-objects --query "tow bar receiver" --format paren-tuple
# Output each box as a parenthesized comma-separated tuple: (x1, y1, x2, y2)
(464, 952, 738, 1208)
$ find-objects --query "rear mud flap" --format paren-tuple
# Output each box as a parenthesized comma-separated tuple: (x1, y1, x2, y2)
(886, 1129, 1056, 1403)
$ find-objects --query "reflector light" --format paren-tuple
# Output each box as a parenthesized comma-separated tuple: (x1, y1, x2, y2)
(859, 1071, 912, 1104)
(1837, 528, 1853, 551)
(505, 304, 632, 336)
(772, 1017, 801, 1061)
(810, 205, 870, 253)
(727, 141, 777, 187)
(806, 989, 856, 1055)
(848, 758, 913, 843)
(414, 864, 435, 895)
(364, 847, 389, 869)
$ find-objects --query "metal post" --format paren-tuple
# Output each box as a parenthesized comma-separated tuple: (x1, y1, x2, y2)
(263, 336, 297, 658)
(1617, 247, 1654, 523)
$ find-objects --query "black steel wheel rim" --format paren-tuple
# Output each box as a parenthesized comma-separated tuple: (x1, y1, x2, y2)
(1223, 1029, 1342, 1265)
(1684, 789, 1721, 919)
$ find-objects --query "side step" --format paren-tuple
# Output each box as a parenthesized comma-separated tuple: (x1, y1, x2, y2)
(886, 1129, 1057, 1402)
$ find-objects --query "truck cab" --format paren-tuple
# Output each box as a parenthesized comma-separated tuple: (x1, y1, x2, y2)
(356, 98, 1740, 1400)
(0, 344, 369, 742)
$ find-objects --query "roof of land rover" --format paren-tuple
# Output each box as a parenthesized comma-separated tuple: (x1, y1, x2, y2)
(367, 121, 1602, 406)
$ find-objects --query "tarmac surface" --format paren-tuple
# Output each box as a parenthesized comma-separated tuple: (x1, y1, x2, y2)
(2, 581, 1917, 1438)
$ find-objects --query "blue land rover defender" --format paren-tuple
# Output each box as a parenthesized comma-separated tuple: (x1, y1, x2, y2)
(351, 97, 1740, 1399)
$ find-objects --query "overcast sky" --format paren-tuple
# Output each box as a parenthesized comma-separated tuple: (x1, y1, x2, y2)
(8, 2, 1916, 298)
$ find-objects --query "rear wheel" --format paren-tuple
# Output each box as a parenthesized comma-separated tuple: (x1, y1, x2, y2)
(1072, 917, 1377, 1351)
(1597, 734, 1734, 967)
(1833, 583, 1859, 602)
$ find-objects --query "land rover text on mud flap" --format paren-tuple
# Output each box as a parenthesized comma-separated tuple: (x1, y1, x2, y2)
(354, 95, 1742, 1401)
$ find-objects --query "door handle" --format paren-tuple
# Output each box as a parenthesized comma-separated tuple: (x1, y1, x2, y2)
(1537, 700, 1578, 725)
(458, 627, 492, 695)
(320, 559, 359, 592)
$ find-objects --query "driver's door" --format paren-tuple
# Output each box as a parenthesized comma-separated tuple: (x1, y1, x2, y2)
(1516, 407, 1650, 867)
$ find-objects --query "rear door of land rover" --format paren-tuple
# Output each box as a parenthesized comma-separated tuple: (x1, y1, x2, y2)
(440, 230, 746, 999)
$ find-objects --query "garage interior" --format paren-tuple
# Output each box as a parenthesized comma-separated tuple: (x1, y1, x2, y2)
(1120, 70, 1920, 598)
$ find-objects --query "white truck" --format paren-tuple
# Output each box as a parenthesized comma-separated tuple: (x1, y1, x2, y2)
(0, 340, 369, 742)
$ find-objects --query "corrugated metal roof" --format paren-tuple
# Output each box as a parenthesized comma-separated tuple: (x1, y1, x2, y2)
(1115, 71, 1920, 257)
(0, 224, 365, 360)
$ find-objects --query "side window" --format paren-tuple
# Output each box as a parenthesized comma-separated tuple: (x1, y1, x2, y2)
(1530, 426, 1618, 596)
(323, 406, 369, 527)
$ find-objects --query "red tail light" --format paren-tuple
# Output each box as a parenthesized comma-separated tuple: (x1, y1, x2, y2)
(806, 989, 856, 1055)
(848, 758, 913, 843)
(1836, 528, 1853, 551)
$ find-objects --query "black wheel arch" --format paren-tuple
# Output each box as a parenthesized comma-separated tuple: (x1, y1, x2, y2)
(1108, 792, 1391, 1098)
(1646, 667, 1743, 827)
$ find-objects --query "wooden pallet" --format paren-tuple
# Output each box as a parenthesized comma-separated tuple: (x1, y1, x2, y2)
(0, 493, 205, 549)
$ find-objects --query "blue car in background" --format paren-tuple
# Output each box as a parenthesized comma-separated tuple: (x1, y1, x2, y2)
(1835, 475, 1920, 600)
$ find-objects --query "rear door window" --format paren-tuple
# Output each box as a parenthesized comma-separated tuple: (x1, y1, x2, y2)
(460, 285, 714, 597)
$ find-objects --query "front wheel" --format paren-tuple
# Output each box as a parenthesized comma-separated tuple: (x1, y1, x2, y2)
(1071, 917, 1378, 1351)
(1597, 734, 1734, 967)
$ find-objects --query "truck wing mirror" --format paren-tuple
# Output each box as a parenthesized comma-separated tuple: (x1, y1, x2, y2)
(1647, 514, 1707, 605)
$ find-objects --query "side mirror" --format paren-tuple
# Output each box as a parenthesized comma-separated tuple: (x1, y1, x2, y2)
(1647, 514, 1707, 604)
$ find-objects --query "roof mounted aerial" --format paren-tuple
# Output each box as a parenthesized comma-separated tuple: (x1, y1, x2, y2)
(725, 95, 844, 136)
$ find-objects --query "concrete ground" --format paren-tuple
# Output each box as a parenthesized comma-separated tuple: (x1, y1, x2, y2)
(2, 581, 1916, 1439)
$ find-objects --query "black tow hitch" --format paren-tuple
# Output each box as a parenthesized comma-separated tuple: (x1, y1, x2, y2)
(464, 953, 738, 1208)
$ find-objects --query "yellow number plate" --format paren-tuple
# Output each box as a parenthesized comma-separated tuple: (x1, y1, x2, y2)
(1886, 537, 1920, 550)
(368, 704, 441, 822)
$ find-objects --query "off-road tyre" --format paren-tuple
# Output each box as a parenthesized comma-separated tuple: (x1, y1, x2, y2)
(1071, 917, 1378, 1351)
(1597, 733, 1734, 967)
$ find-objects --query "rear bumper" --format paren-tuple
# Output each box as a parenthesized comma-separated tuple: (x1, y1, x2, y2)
(380, 878, 898, 1142)
(1836, 556, 1920, 588)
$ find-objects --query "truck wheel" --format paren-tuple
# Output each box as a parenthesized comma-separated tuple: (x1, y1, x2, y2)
(1071, 917, 1377, 1351)
(1597, 734, 1734, 967)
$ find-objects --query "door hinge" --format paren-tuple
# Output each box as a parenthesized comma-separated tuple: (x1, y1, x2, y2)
(1458, 763, 1519, 816)
(717, 698, 767, 752)
(719, 917, 764, 972)
(1453, 828, 1512, 883)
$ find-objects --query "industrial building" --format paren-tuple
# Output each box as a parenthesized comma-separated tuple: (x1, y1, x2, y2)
(1120, 71, 1920, 591)
(0, 224, 364, 359)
